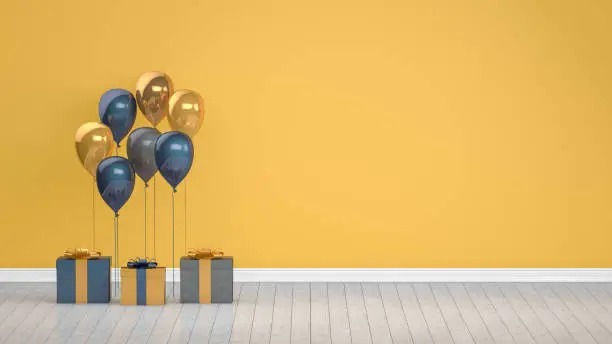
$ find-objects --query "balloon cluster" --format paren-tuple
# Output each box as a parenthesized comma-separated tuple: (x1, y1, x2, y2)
(75, 72, 205, 215)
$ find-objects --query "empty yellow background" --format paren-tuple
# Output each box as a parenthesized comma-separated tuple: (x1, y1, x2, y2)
(1, 0, 611, 268)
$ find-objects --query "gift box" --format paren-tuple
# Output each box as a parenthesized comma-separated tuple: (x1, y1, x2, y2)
(56, 249, 111, 304)
(180, 251, 233, 303)
(121, 260, 166, 305)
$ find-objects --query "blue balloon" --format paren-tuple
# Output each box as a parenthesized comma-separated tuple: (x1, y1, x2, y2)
(96, 156, 135, 215)
(99, 89, 137, 145)
(154, 131, 194, 191)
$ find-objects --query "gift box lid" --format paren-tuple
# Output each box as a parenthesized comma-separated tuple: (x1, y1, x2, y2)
(180, 256, 233, 260)
(57, 256, 111, 261)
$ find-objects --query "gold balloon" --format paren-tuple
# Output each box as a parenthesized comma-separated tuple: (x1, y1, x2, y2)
(135, 71, 174, 127)
(168, 89, 205, 137)
(75, 122, 114, 178)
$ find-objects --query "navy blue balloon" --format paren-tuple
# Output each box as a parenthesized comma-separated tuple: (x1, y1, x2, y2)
(99, 89, 137, 145)
(154, 131, 194, 191)
(96, 156, 135, 215)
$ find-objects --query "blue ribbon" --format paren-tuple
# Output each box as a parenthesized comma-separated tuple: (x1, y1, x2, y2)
(127, 258, 158, 269)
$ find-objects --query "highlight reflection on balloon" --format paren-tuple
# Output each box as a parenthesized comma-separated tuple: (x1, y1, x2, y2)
(75, 122, 114, 178)
(136, 72, 174, 127)
(168, 90, 205, 138)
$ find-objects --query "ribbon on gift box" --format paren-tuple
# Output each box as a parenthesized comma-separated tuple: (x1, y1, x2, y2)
(127, 258, 158, 269)
(182, 248, 227, 303)
(60, 249, 104, 303)
(187, 248, 224, 259)
(63, 248, 101, 259)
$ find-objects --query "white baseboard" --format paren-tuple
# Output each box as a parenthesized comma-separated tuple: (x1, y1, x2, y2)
(0, 268, 611, 283)
(234, 268, 612, 282)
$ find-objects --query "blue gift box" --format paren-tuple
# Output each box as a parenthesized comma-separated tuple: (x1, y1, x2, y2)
(56, 256, 111, 304)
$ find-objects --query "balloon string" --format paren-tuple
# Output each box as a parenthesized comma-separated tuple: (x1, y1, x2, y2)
(117, 213, 120, 295)
(92, 178, 96, 250)
(114, 214, 118, 297)
(184, 179, 187, 255)
(153, 176, 156, 259)
(144, 184, 147, 258)
(171, 189, 176, 298)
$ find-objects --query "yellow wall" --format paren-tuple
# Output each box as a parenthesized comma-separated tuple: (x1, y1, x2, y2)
(1, 0, 611, 268)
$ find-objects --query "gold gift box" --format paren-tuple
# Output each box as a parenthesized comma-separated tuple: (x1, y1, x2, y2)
(120, 267, 166, 305)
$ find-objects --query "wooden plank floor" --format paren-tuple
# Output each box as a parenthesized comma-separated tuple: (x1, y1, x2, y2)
(1, 283, 612, 343)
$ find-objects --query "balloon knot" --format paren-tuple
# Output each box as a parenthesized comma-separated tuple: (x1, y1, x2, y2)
(115, 213, 120, 218)
(145, 183, 149, 188)
(173, 188, 177, 193)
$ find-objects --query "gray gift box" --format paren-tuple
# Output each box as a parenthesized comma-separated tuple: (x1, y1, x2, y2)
(180, 256, 233, 303)
(56, 256, 111, 304)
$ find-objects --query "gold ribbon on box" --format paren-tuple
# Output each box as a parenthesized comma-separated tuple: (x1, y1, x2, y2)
(187, 248, 223, 260)
(63, 248, 101, 259)
(186, 248, 223, 303)
(63, 248, 101, 303)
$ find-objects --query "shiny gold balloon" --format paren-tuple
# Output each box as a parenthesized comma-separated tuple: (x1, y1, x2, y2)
(135, 72, 174, 127)
(168, 90, 205, 137)
(75, 122, 114, 178)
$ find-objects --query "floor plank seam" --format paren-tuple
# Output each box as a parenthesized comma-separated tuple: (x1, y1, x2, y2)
(499, 284, 546, 344)
(445, 285, 477, 344)
(427, 284, 455, 344)
(378, 283, 397, 344)
(479, 283, 515, 343)
(185, 302, 202, 343)
(144, 305, 164, 343)
(165, 303, 185, 343)
(205, 304, 220, 344)
(247, 283, 261, 344)
(392, 283, 414, 344)
(549, 284, 599, 344)
(512, 284, 557, 343)
(342, 283, 353, 344)
(325, 283, 333, 344)
(506, 283, 539, 343)
(464, 284, 503, 344)
(359, 283, 374, 344)
(225, 284, 243, 344)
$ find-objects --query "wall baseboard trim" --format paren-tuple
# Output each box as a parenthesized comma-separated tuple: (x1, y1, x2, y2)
(0, 268, 611, 283)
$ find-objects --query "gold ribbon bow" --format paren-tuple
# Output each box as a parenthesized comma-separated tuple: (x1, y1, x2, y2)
(187, 248, 224, 259)
(63, 248, 101, 259)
